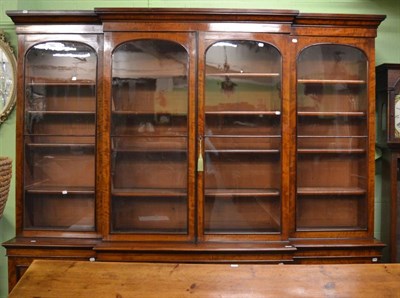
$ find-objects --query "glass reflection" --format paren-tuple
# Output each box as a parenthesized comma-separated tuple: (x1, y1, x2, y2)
(111, 39, 189, 233)
(23, 41, 97, 231)
(296, 44, 368, 230)
(204, 40, 282, 234)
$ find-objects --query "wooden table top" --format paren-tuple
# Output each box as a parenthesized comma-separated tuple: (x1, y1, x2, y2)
(9, 260, 400, 297)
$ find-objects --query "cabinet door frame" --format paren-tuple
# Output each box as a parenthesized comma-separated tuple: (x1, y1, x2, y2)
(290, 36, 376, 239)
(197, 32, 291, 242)
(101, 31, 197, 242)
(16, 33, 103, 238)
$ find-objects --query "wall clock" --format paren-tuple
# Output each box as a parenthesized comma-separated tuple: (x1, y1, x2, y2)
(376, 64, 400, 146)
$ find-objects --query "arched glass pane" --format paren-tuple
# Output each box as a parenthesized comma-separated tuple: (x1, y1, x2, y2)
(23, 41, 97, 231)
(204, 40, 282, 234)
(296, 44, 368, 231)
(111, 39, 189, 233)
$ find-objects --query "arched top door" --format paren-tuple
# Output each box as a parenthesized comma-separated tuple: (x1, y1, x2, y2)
(296, 44, 369, 233)
(202, 40, 283, 238)
(110, 39, 190, 235)
(23, 41, 98, 232)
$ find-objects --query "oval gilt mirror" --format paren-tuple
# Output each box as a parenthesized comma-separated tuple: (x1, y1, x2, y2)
(0, 32, 17, 125)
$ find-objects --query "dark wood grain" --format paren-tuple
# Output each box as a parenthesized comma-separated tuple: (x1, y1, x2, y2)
(3, 8, 387, 293)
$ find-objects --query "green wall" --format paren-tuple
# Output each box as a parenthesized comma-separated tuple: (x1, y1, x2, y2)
(0, 0, 399, 296)
(0, 1, 17, 296)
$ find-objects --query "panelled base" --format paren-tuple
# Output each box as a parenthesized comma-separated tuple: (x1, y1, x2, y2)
(291, 238, 386, 264)
(3, 237, 385, 292)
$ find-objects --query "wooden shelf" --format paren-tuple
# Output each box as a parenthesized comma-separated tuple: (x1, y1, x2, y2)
(27, 81, 96, 87)
(207, 72, 280, 77)
(297, 79, 366, 84)
(205, 111, 281, 115)
(26, 111, 95, 115)
(112, 188, 187, 197)
(206, 135, 281, 138)
(25, 143, 95, 149)
(204, 230, 281, 235)
(25, 185, 95, 195)
(298, 135, 367, 139)
(206, 149, 280, 154)
(297, 187, 366, 196)
(24, 134, 95, 138)
(111, 134, 188, 138)
(113, 148, 187, 154)
(297, 111, 366, 117)
(112, 110, 187, 116)
(205, 188, 280, 197)
(297, 148, 366, 154)
(296, 226, 368, 232)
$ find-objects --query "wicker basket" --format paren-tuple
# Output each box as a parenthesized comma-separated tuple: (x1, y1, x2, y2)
(0, 157, 12, 218)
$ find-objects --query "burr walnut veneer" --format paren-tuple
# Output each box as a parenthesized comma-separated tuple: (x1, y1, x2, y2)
(3, 8, 386, 291)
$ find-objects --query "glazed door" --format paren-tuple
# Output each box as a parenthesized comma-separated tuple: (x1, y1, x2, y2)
(197, 33, 289, 241)
(294, 38, 374, 237)
(22, 36, 100, 236)
(106, 33, 196, 241)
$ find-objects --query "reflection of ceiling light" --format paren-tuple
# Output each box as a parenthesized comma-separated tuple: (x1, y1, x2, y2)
(53, 53, 91, 58)
(34, 42, 76, 51)
(214, 42, 237, 48)
(258, 42, 264, 47)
